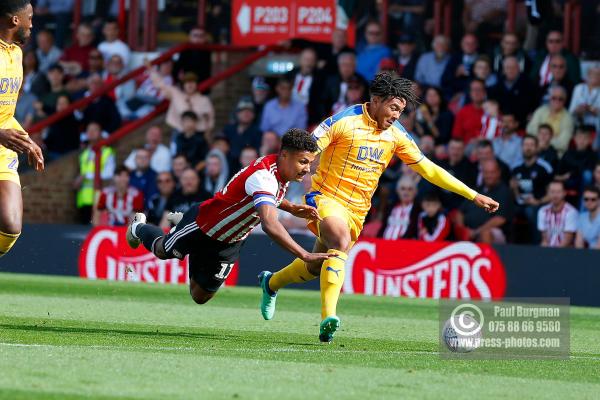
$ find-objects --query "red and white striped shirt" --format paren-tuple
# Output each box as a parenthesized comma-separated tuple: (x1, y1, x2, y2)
(196, 154, 288, 243)
(97, 186, 144, 226)
(382, 203, 413, 240)
(537, 202, 578, 247)
(480, 114, 501, 140)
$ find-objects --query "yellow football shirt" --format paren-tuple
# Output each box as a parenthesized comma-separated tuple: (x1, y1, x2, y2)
(0, 38, 23, 132)
(311, 103, 423, 220)
(0, 38, 24, 183)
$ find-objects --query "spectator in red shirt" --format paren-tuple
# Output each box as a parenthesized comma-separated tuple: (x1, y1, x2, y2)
(94, 166, 145, 227)
(418, 192, 451, 242)
(452, 79, 487, 148)
(59, 23, 96, 76)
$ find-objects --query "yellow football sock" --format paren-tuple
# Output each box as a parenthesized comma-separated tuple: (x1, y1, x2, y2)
(0, 230, 20, 257)
(320, 249, 348, 319)
(269, 258, 317, 292)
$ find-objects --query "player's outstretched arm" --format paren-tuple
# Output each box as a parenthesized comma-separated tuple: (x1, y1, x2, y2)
(409, 157, 499, 213)
(256, 204, 333, 263)
(278, 199, 321, 221)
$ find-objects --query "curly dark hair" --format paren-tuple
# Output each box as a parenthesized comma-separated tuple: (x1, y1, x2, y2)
(369, 71, 419, 106)
(0, 0, 29, 16)
(281, 128, 318, 153)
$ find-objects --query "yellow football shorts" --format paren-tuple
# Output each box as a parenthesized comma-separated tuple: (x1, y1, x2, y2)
(304, 191, 364, 242)
(0, 146, 19, 185)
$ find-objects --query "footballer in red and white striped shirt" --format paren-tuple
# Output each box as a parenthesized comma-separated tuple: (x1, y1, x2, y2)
(126, 128, 335, 305)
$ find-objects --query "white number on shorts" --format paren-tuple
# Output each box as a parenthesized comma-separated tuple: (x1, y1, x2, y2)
(215, 262, 234, 279)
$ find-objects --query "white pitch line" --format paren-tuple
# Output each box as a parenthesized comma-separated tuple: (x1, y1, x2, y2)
(1, 342, 599, 361)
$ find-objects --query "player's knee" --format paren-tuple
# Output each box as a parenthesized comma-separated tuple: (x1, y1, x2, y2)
(152, 237, 168, 260)
(0, 230, 20, 257)
(0, 214, 21, 235)
(189, 282, 214, 305)
(326, 237, 351, 252)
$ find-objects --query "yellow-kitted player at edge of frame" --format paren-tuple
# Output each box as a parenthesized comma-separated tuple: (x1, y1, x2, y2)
(0, 0, 45, 258)
(258, 72, 500, 343)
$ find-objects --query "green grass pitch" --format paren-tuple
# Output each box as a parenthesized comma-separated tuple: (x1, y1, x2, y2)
(1, 273, 600, 400)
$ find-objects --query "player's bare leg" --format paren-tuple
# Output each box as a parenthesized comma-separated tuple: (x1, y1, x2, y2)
(0, 181, 22, 257)
(189, 278, 216, 304)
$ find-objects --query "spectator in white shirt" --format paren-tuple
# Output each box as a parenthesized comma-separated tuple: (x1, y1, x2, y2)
(98, 19, 131, 67)
(125, 126, 172, 173)
(538, 180, 578, 247)
(575, 186, 600, 249)
(569, 65, 600, 139)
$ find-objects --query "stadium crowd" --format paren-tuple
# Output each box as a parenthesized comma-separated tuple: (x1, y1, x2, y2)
(20, 1, 600, 250)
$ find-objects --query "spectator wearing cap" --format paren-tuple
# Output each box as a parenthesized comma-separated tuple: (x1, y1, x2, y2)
(35, 30, 63, 74)
(59, 23, 96, 76)
(492, 33, 532, 77)
(149, 68, 215, 135)
(174, 27, 212, 87)
(124, 126, 172, 173)
(378, 58, 397, 74)
(442, 34, 480, 97)
(286, 48, 326, 126)
(171, 111, 210, 171)
(569, 65, 600, 137)
(260, 76, 307, 136)
(531, 30, 581, 88)
(322, 29, 354, 77)
(322, 52, 368, 117)
(251, 77, 270, 123)
(527, 85, 574, 156)
(488, 56, 536, 126)
(223, 98, 262, 162)
(576, 186, 600, 249)
(394, 33, 419, 81)
(98, 20, 131, 67)
(356, 21, 392, 81)
(415, 35, 451, 88)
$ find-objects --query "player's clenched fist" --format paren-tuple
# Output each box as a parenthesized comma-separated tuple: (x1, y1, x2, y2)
(473, 194, 499, 213)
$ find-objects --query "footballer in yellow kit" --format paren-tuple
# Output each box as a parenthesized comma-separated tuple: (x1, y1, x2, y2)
(258, 72, 500, 342)
(0, 1, 44, 258)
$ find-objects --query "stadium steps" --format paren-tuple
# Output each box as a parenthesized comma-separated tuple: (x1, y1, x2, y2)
(21, 49, 254, 224)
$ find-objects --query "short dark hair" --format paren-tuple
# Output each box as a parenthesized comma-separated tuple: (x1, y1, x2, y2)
(369, 72, 419, 106)
(583, 186, 600, 197)
(523, 134, 539, 145)
(422, 192, 441, 203)
(0, 0, 30, 16)
(477, 139, 494, 149)
(281, 128, 318, 153)
(115, 165, 130, 176)
(276, 75, 293, 87)
(538, 123, 554, 134)
(181, 111, 198, 121)
(575, 124, 595, 135)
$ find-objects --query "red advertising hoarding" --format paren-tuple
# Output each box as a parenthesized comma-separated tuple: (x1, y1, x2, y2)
(79, 228, 505, 300)
(78, 227, 238, 286)
(344, 239, 506, 299)
(232, 0, 337, 46)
